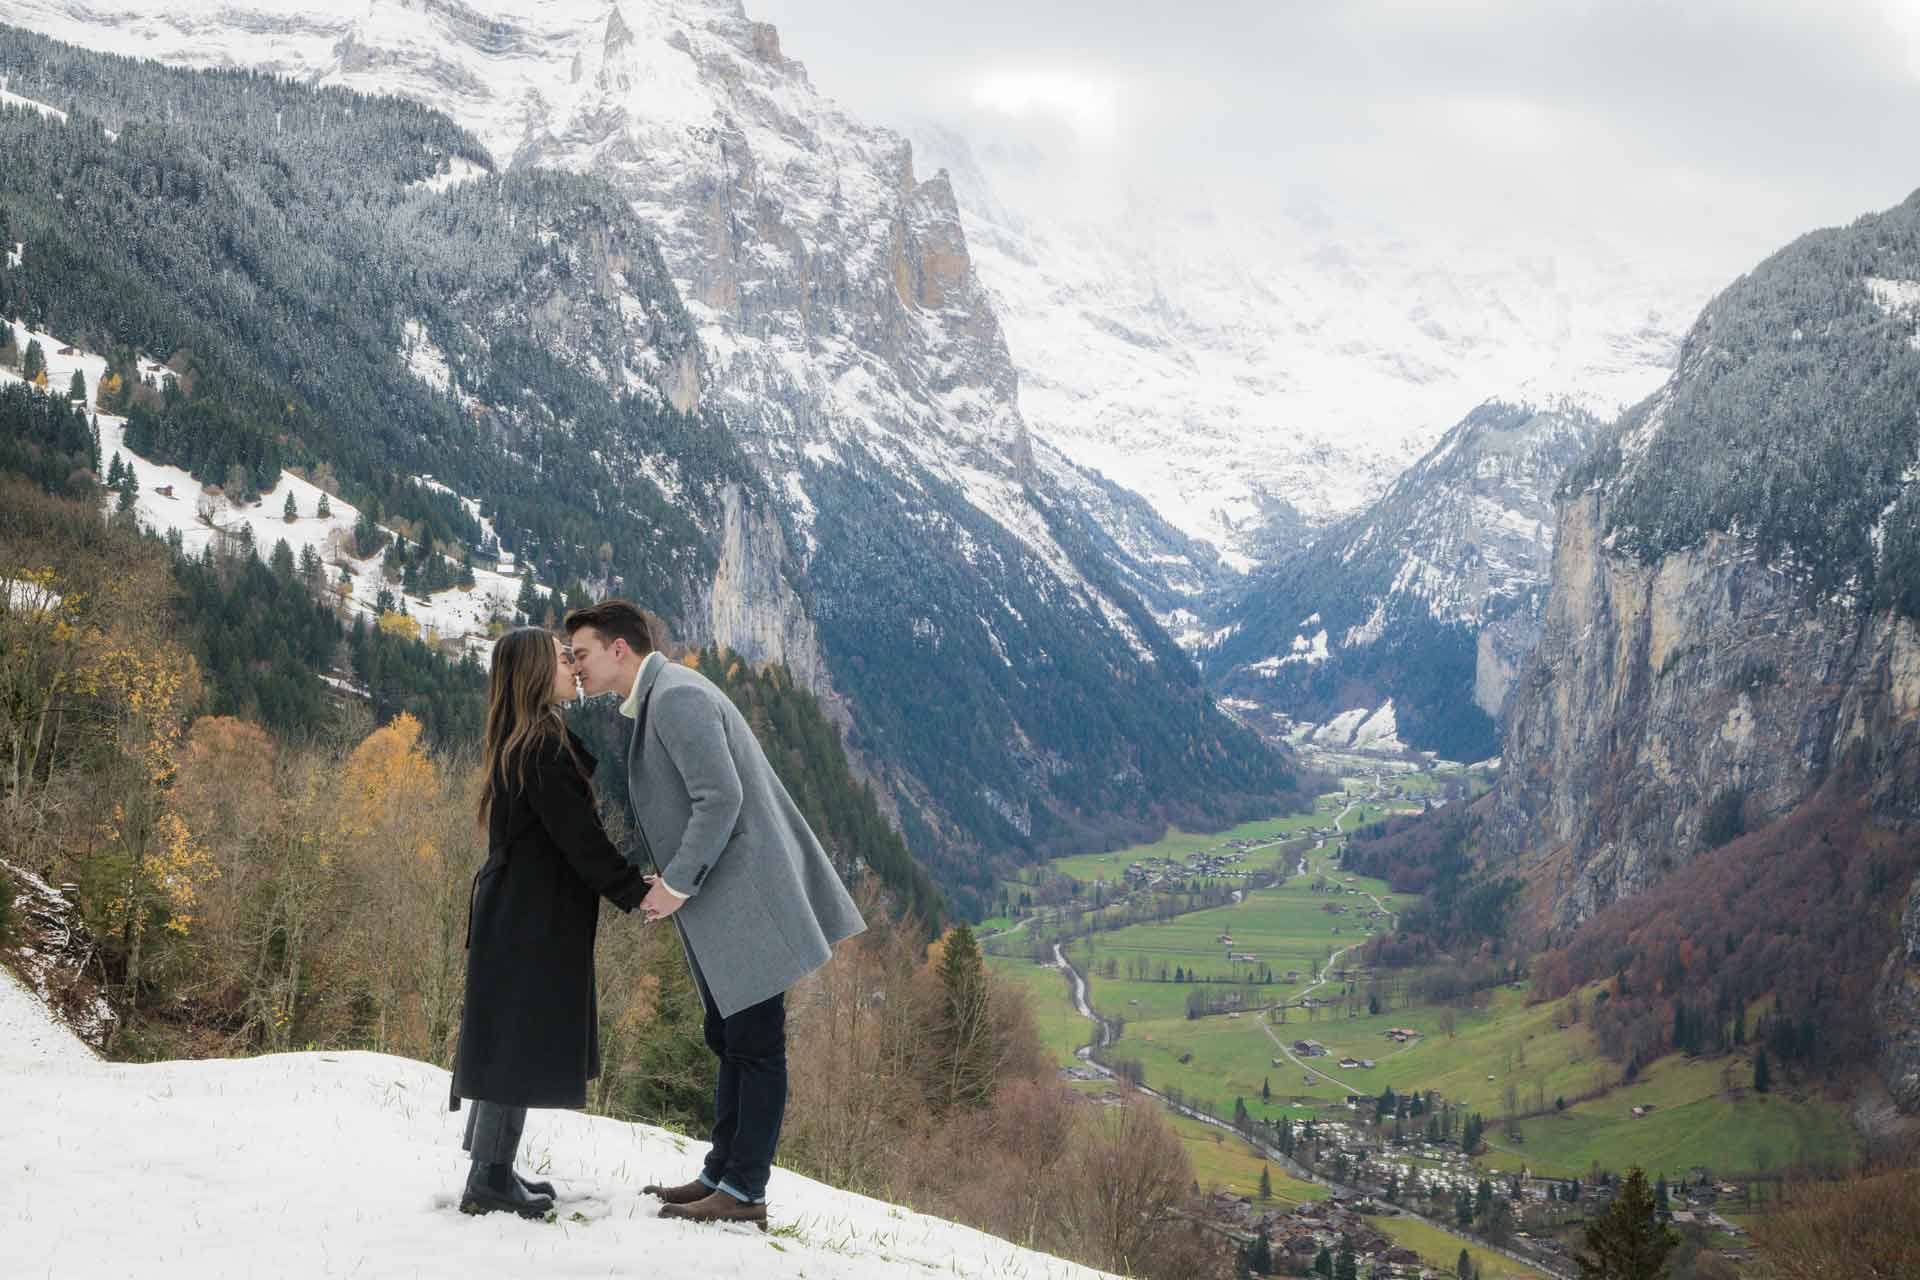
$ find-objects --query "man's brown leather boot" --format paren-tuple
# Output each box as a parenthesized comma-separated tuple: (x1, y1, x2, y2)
(658, 1189, 768, 1231)
(642, 1178, 713, 1206)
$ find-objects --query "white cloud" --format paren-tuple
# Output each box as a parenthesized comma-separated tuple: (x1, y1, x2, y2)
(757, 0, 1920, 282)
(969, 68, 1126, 142)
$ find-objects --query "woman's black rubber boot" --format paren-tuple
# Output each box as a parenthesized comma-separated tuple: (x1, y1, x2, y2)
(461, 1161, 554, 1219)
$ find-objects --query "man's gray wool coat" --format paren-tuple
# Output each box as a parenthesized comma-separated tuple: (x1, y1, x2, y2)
(626, 656, 867, 1017)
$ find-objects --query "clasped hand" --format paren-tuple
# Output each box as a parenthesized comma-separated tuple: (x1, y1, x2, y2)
(639, 875, 685, 924)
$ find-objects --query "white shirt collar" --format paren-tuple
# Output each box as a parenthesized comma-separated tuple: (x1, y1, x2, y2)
(618, 651, 663, 719)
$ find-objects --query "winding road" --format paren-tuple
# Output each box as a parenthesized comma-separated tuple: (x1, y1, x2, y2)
(1037, 774, 1569, 1278)
(1051, 939, 1569, 1280)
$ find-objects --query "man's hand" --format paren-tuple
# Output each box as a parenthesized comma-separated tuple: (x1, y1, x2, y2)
(639, 875, 687, 923)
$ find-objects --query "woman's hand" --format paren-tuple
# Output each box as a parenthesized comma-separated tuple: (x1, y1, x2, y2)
(639, 874, 687, 923)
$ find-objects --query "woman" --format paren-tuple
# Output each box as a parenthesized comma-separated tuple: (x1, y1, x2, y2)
(449, 628, 648, 1218)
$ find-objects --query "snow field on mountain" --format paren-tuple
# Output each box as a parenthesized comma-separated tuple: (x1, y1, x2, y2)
(0, 966, 1116, 1280)
(1, 320, 534, 664)
(913, 127, 1717, 563)
(0, 78, 68, 123)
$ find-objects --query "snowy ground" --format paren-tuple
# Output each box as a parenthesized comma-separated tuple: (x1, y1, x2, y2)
(0, 318, 537, 664)
(0, 965, 1116, 1279)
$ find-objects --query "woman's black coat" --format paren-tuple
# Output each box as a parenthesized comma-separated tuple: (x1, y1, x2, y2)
(450, 727, 646, 1111)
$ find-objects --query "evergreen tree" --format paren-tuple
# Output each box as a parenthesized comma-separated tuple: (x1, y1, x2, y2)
(22, 338, 45, 383)
(1333, 1237, 1357, 1280)
(298, 543, 322, 586)
(1476, 1179, 1493, 1219)
(107, 452, 124, 487)
(1312, 1246, 1333, 1278)
(1457, 1248, 1473, 1280)
(352, 509, 386, 559)
(1262, 1076, 1271, 1104)
(934, 923, 994, 1111)
(68, 368, 85, 402)
(284, 490, 298, 522)
(1258, 1164, 1272, 1201)
(88, 415, 100, 473)
(1573, 1167, 1679, 1280)
(270, 538, 296, 580)
(1753, 1048, 1771, 1093)
(1653, 1175, 1669, 1213)
(1234, 1096, 1252, 1132)
(316, 491, 331, 519)
(1248, 1230, 1272, 1275)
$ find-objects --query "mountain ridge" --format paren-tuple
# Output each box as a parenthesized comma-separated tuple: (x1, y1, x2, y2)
(0, 13, 1303, 912)
(1211, 399, 1598, 761)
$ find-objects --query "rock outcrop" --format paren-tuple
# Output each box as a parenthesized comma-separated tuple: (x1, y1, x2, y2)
(1475, 189, 1920, 1105)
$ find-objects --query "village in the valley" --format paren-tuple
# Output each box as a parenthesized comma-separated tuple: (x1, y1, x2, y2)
(990, 764, 1765, 1278)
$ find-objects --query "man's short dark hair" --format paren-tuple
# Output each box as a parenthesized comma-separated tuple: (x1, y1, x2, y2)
(563, 599, 657, 657)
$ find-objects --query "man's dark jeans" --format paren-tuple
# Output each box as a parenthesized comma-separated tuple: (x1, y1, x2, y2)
(693, 971, 787, 1205)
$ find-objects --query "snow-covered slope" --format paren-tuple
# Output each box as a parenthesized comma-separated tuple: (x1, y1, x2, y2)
(912, 125, 1714, 567)
(7, 0, 1055, 559)
(0, 965, 1113, 1278)
(3, 11, 1293, 896)
(1, 320, 536, 662)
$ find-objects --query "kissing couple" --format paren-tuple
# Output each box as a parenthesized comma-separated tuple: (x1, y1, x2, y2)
(447, 599, 865, 1230)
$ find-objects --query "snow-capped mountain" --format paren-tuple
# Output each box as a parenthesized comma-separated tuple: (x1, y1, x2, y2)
(5, 5, 1296, 908)
(1211, 401, 1598, 760)
(911, 124, 1714, 569)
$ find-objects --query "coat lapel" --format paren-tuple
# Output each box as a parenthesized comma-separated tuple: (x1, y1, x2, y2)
(623, 655, 669, 776)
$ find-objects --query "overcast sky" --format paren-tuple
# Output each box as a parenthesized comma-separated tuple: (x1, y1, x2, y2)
(751, 0, 1920, 275)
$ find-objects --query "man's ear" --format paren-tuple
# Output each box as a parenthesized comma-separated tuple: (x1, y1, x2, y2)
(610, 637, 628, 661)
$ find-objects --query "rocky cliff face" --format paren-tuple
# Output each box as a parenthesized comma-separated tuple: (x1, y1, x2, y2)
(1472, 190, 1920, 1104)
(1489, 492, 1891, 929)
(10, 0, 1295, 905)
(1877, 876, 1920, 1111)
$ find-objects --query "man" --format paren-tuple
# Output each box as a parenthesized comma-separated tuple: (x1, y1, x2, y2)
(565, 600, 866, 1230)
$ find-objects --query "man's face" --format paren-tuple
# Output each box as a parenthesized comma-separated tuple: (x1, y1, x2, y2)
(566, 626, 627, 697)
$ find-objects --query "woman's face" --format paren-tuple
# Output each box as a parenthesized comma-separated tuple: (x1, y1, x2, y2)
(551, 636, 579, 704)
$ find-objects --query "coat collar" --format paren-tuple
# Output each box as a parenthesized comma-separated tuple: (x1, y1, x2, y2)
(623, 652, 669, 768)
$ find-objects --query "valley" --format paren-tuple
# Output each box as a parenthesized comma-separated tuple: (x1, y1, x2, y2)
(982, 751, 1857, 1276)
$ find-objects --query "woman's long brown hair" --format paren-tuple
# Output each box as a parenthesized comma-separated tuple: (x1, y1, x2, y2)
(476, 627, 569, 827)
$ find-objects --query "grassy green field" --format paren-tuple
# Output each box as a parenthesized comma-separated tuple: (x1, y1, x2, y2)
(1030, 813, 1334, 888)
(1475, 1052, 1857, 1180)
(1169, 1111, 1328, 1203)
(988, 766, 1857, 1199)
(1039, 849, 1421, 1121)
(987, 954, 1090, 1069)
(1363, 1213, 1545, 1279)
